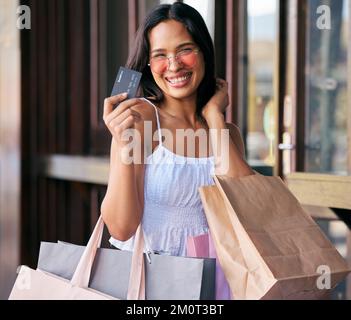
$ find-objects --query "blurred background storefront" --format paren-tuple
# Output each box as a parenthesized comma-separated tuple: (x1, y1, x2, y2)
(0, 0, 350, 299)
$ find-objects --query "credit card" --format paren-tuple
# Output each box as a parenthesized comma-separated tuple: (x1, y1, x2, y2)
(110, 66, 142, 101)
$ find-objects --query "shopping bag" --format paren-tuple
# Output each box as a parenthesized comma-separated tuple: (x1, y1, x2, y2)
(198, 174, 351, 300)
(9, 216, 145, 300)
(9, 266, 117, 300)
(187, 233, 232, 300)
(36, 226, 216, 300)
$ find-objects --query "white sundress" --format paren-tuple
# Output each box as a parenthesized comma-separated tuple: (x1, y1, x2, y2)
(109, 98, 215, 256)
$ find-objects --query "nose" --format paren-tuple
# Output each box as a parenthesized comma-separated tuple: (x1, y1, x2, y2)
(167, 56, 182, 72)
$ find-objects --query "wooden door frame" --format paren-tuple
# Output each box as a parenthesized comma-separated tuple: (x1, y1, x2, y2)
(274, 0, 289, 176)
(281, 0, 306, 176)
(225, 0, 245, 130)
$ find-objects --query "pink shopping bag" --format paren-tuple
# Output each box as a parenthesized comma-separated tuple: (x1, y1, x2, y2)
(187, 233, 232, 300)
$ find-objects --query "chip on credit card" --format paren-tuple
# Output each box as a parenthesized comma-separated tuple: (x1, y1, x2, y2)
(110, 67, 142, 103)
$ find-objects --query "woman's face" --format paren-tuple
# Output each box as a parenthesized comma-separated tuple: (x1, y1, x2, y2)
(148, 19, 205, 101)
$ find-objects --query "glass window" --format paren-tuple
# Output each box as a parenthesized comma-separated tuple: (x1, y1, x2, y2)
(305, 0, 349, 174)
(246, 0, 278, 169)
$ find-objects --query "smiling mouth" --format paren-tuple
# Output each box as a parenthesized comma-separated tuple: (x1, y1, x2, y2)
(165, 72, 192, 85)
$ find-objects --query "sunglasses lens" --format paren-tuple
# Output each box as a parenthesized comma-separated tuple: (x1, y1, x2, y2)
(150, 50, 198, 74)
(179, 51, 197, 68)
(150, 59, 168, 74)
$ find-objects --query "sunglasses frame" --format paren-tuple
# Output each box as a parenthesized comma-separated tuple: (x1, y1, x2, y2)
(148, 48, 200, 74)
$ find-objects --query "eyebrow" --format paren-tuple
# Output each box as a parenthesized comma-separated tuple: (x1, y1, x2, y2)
(151, 42, 195, 54)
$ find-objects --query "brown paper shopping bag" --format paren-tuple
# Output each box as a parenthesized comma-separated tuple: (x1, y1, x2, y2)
(199, 174, 351, 300)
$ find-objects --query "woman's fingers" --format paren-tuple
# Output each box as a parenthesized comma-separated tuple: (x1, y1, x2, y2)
(103, 92, 128, 120)
(103, 93, 146, 145)
(216, 78, 227, 89)
(102, 94, 144, 144)
(104, 97, 143, 124)
(117, 98, 144, 113)
(109, 109, 141, 128)
(117, 114, 141, 132)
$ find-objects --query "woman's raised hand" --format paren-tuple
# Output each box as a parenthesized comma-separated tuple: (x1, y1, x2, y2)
(103, 93, 142, 146)
(202, 78, 229, 120)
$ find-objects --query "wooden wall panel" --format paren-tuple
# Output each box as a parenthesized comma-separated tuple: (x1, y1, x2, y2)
(19, 0, 122, 270)
(21, 0, 39, 268)
(68, 0, 91, 155)
(214, 0, 226, 79)
(90, 0, 129, 155)
(20, 0, 88, 267)
(56, 0, 68, 153)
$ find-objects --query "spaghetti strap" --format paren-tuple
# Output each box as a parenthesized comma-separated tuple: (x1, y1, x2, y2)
(142, 98, 163, 147)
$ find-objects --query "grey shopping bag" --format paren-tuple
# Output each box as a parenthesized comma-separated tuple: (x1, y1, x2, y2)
(9, 216, 145, 300)
(37, 233, 215, 300)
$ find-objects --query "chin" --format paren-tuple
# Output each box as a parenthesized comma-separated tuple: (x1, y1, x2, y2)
(163, 87, 198, 100)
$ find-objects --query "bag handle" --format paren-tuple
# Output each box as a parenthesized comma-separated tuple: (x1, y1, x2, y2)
(127, 225, 145, 299)
(70, 216, 146, 300)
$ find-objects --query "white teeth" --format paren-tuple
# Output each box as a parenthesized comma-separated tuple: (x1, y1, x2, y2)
(167, 73, 191, 84)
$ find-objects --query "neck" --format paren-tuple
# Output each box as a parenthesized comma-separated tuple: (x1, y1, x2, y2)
(160, 94, 200, 127)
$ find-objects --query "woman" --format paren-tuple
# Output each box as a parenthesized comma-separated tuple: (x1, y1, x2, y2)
(101, 2, 254, 256)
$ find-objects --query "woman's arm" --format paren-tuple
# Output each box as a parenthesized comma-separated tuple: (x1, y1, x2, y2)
(226, 122, 245, 158)
(101, 97, 154, 241)
(101, 137, 144, 241)
(203, 79, 254, 178)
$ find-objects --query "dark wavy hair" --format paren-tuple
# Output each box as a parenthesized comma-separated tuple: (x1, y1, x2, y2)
(126, 2, 216, 118)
